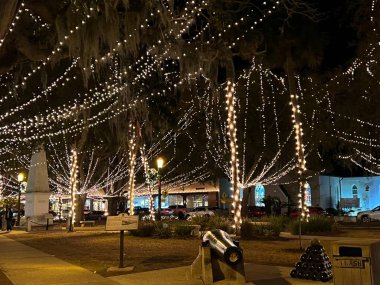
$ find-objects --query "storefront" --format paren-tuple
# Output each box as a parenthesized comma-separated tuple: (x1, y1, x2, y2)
(134, 181, 219, 209)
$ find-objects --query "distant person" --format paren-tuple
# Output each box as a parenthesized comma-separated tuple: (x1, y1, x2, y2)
(5, 207, 13, 232)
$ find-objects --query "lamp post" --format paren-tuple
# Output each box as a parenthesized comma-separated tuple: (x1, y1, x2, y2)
(338, 177, 343, 211)
(156, 157, 164, 221)
(17, 172, 25, 226)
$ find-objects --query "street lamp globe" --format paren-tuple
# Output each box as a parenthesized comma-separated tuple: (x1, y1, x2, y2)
(18, 172, 25, 182)
(156, 157, 164, 169)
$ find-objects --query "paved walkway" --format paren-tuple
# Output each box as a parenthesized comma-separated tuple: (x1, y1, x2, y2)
(108, 264, 328, 285)
(0, 232, 118, 285)
(0, 231, 331, 285)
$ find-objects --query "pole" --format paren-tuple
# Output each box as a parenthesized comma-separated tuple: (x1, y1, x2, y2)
(17, 183, 21, 226)
(68, 216, 73, 232)
(157, 169, 162, 221)
(298, 216, 302, 250)
(119, 230, 124, 268)
(338, 178, 343, 210)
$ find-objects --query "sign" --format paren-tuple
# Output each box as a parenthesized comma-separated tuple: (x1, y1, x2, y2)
(336, 259, 364, 268)
(105, 214, 138, 269)
(106, 214, 138, 231)
(221, 192, 233, 204)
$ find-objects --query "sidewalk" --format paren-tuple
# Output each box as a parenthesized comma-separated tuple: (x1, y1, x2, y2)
(108, 264, 327, 285)
(280, 231, 380, 241)
(0, 231, 330, 285)
(0, 232, 118, 285)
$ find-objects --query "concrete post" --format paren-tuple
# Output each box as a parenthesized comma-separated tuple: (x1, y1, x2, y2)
(26, 218, 31, 232)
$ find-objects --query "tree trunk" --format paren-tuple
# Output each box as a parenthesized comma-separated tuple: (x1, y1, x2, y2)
(241, 187, 250, 218)
(106, 196, 119, 215)
(68, 146, 78, 232)
(287, 50, 308, 221)
(128, 122, 139, 215)
(225, 80, 241, 232)
(74, 193, 86, 225)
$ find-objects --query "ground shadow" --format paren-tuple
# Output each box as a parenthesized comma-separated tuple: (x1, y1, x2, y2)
(245, 263, 292, 285)
(254, 278, 292, 285)
(0, 270, 12, 285)
(142, 255, 187, 264)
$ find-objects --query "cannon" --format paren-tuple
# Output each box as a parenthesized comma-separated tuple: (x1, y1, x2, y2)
(203, 229, 243, 266)
(190, 229, 245, 284)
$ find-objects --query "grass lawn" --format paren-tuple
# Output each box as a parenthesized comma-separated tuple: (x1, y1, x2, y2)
(8, 228, 342, 277)
(8, 222, 380, 277)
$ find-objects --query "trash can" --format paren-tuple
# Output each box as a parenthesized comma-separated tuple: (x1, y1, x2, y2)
(332, 240, 380, 285)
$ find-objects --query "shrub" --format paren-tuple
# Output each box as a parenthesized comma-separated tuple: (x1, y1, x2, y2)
(290, 216, 334, 235)
(258, 215, 291, 231)
(207, 216, 233, 233)
(188, 215, 234, 233)
(187, 215, 211, 230)
(154, 222, 172, 238)
(132, 221, 156, 237)
(174, 225, 193, 237)
(240, 219, 281, 239)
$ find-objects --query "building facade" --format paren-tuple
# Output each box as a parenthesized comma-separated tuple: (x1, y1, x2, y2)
(319, 175, 380, 214)
(134, 181, 219, 209)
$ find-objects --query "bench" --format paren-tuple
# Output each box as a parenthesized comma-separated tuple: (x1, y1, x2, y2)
(80, 220, 95, 227)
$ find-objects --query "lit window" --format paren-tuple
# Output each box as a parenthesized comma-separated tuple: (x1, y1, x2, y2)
(255, 184, 265, 206)
(305, 183, 312, 207)
(352, 185, 358, 197)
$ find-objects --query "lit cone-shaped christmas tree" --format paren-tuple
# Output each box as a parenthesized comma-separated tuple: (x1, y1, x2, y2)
(290, 239, 333, 282)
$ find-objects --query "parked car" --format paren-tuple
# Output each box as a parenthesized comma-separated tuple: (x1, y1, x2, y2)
(357, 205, 380, 222)
(156, 208, 174, 216)
(186, 206, 215, 220)
(325, 208, 339, 217)
(84, 210, 108, 221)
(133, 206, 150, 216)
(168, 205, 187, 219)
(208, 206, 222, 215)
(289, 206, 326, 219)
(247, 206, 266, 218)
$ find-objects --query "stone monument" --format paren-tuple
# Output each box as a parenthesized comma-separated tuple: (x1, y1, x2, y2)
(24, 146, 52, 230)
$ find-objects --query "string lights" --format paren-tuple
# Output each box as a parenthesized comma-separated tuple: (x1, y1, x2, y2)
(205, 61, 302, 205)
(0, 2, 25, 49)
(128, 123, 138, 215)
(289, 91, 309, 221)
(68, 146, 78, 231)
(1, 0, 380, 221)
(225, 81, 242, 230)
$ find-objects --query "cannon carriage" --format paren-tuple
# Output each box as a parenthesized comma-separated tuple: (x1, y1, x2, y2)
(191, 229, 245, 284)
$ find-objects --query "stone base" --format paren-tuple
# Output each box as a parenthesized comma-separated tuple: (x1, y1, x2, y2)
(26, 214, 54, 232)
(25, 192, 50, 217)
(27, 224, 60, 232)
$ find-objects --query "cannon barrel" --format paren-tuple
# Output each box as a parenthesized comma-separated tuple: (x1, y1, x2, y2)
(203, 229, 243, 265)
